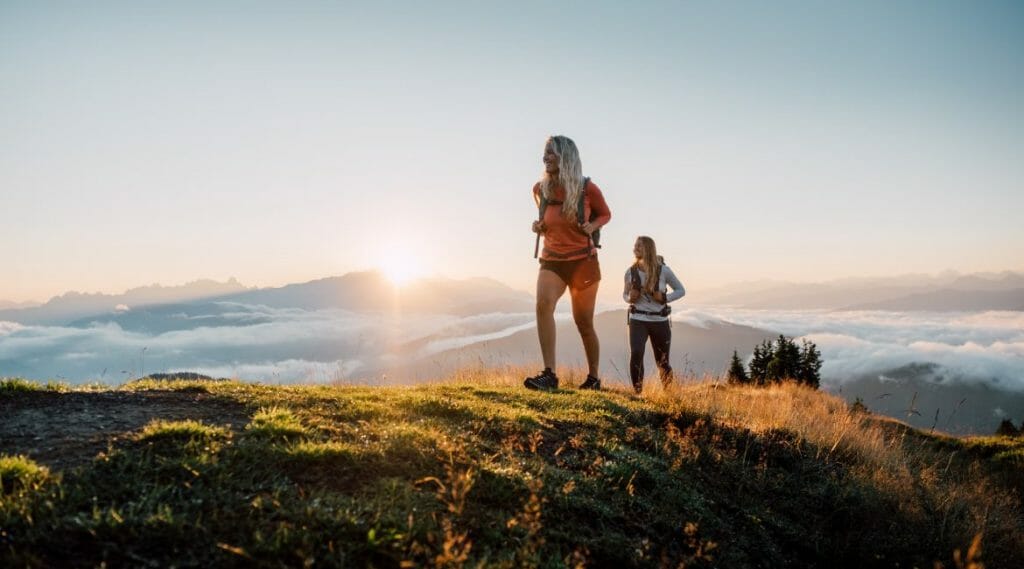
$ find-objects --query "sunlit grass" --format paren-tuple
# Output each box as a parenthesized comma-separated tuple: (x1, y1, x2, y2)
(245, 407, 308, 441)
(0, 455, 51, 494)
(1, 370, 1020, 567)
(661, 381, 891, 465)
(137, 419, 230, 443)
(0, 377, 70, 394)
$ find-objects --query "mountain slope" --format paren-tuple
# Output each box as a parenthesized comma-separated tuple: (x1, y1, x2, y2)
(3, 378, 1020, 567)
(390, 309, 777, 383)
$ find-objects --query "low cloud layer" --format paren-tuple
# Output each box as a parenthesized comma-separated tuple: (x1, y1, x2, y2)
(0, 303, 536, 384)
(3, 304, 1023, 392)
(686, 308, 1024, 391)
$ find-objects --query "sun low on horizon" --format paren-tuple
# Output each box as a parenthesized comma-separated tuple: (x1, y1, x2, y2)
(377, 249, 427, 287)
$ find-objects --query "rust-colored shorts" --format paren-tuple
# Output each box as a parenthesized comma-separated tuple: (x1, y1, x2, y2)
(539, 254, 601, 291)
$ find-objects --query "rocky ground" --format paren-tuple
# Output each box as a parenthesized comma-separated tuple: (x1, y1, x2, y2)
(0, 389, 251, 471)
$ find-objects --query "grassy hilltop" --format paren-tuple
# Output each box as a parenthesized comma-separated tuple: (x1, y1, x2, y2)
(1, 373, 1022, 568)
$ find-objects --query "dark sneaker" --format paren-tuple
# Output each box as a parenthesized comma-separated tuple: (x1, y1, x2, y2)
(579, 375, 601, 390)
(632, 381, 643, 395)
(524, 369, 559, 391)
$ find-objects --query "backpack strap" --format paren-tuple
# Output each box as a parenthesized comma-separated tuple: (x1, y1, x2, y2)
(576, 177, 600, 249)
(629, 264, 671, 318)
(575, 177, 589, 225)
(533, 192, 548, 259)
(651, 263, 665, 304)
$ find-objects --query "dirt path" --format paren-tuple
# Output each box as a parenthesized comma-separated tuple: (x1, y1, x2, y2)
(0, 390, 252, 471)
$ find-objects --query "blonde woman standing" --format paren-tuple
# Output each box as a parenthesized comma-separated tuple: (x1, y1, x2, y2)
(525, 135, 612, 391)
(624, 236, 685, 394)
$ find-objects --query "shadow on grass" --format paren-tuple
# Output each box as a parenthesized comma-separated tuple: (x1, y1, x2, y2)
(2, 386, 1021, 568)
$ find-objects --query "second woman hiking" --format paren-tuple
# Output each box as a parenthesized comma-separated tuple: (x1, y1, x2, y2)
(625, 236, 685, 394)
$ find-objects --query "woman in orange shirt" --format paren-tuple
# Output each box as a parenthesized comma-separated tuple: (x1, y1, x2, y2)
(524, 135, 612, 391)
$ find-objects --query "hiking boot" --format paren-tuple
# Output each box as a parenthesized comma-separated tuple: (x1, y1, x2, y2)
(524, 368, 559, 391)
(632, 381, 643, 395)
(579, 374, 601, 390)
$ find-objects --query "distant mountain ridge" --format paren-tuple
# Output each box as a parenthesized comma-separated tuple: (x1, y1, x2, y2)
(0, 279, 251, 325)
(0, 300, 40, 310)
(212, 272, 533, 316)
(8, 270, 1022, 325)
(842, 288, 1024, 311)
(1, 272, 534, 327)
(698, 271, 1024, 311)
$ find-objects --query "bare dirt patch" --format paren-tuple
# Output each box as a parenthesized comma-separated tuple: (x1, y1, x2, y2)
(0, 390, 252, 471)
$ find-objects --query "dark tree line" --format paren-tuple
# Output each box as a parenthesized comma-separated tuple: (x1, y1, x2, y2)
(727, 335, 823, 388)
(995, 419, 1024, 437)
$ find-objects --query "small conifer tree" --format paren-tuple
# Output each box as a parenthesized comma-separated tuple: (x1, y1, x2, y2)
(765, 335, 801, 383)
(744, 336, 823, 389)
(749, 340, 772, 385)
(798, 339, 823, 389)
(727, 350, 749, 385)
(995, 419, 1020, 437)
(850, 396, 869, 414)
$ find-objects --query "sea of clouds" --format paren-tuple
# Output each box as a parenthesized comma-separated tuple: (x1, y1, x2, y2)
(2, 303, 1022, 390)
(0, 303, 536, 384)
(686, 307, 1024, 391)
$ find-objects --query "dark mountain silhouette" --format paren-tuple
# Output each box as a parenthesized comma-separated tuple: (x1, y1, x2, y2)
(0, 279, 250, 325)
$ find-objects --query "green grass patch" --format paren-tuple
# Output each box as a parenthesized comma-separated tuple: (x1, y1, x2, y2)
(244, 406, 308, 442)
(1, 379, 1021, 568)
(0, 455, 51, 494)
(137, 418, 230, 444)
(0, 378, 68, 395)
(992, 447, 1024, 465)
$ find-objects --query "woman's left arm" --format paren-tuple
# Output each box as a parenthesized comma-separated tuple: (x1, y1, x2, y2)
(663, 266, 686, 303)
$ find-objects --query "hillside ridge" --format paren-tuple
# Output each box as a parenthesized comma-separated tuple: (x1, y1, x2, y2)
(1, 377, 1021, 567)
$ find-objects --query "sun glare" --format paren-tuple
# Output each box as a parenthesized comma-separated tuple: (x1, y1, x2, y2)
(379, 251, 424, 287)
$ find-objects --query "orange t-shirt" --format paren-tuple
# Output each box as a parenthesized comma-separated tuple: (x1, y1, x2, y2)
(533, 179, 612, 261)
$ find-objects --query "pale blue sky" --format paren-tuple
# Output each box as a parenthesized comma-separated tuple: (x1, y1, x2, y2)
(2, 0, 1022, 303)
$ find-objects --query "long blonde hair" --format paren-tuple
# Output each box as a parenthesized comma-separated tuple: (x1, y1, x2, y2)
(635, 236, 663, 295)
(538, 135, 584, 220)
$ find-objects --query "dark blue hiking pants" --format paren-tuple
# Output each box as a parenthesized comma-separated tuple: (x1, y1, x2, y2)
(628, 318, 673, 392)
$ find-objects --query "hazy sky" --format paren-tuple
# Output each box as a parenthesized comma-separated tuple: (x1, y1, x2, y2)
(3, 0, 1022, 303)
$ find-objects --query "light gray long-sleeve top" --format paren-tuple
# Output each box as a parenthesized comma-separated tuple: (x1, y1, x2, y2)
(622, 264, 686, 322)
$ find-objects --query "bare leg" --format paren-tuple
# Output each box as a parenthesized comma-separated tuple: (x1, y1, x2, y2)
(570, 282, 600, 377)
(536, 270, 567, 370)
